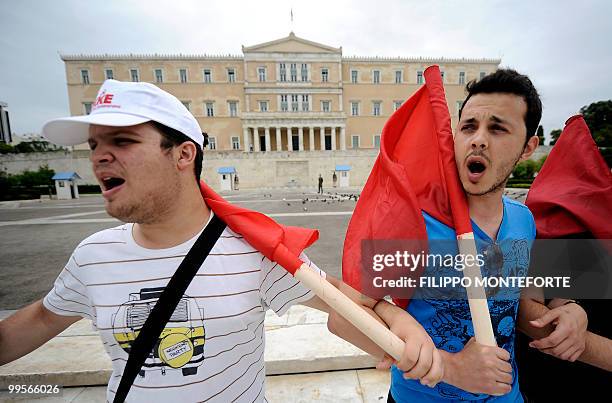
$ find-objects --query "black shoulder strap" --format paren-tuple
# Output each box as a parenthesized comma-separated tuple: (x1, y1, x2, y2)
(113, 214, 227, 403)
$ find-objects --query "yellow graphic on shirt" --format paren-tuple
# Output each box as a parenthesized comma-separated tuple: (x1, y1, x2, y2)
(111, 287, 205, 378)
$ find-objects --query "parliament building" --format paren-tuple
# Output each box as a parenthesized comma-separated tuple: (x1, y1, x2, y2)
(60, 33, 500, 190)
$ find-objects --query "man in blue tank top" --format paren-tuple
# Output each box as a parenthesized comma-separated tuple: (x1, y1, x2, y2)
(387, 69, 541, 402)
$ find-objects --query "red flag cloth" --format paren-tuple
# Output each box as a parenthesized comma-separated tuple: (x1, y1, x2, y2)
(342, 65, 471, 304)
(199, 181, 319, 274)
(526, 115, 612, 239)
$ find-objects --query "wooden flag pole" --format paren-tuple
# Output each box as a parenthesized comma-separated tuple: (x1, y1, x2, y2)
(294, 263, 405, 361)
(457, 233, 497, 346)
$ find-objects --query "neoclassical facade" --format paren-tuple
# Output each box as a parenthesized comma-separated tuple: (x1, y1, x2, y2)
(61, 33, 500, 154)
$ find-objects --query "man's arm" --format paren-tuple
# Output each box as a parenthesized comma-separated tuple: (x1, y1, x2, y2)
(0, 299, 80, 365)
(301, 276, 387, 358)
(304, 279, 444, 387)
(518, 297, 611, 370)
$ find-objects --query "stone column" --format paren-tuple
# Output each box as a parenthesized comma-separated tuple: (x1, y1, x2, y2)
(340, 126, 346, 151)
(276, 127, 282, 151)
(253, 127, 260, 152)
(309, 127, 315, 151)
(320, 127, 326, 150)
(298, 126, 304, 151)
(330, 127, 336, 151)
(264, 127, 271, 152)
(288, 127, 294, 151)
(243, 127, 250, 152)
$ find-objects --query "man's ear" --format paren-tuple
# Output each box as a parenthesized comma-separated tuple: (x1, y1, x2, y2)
(519, 135, 539, 162)
(176, 142, 197, 172)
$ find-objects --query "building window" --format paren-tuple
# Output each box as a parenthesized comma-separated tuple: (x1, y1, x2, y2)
(290, 63, 297, 82)
(205, 102, 214, 117)
(155, 69, 164, 83)
(301, 94, 309, 111)
(440, 71, 445, 82)
(259, 101, 268, 112)
(291, 94, 299, 112)
(393, 100, 403, 111)
(280, 94, 288, 112)
(104, 69, 114, 80)
(258, 67, 266, 82)
(81, 70, 89, 85)
(181, 101, 191, 111)
(372, 101, 381, 116)
(228, 101, 238, 117)
(456, 100, 464, 116)
(373, 70, 380, 84)
(395, 70, 403, 84)
(416, 71, 423, 84)
(374, 135, 381, 149)
(130, 69, 139, 82)
(459, 71, 465, 84)
(231, 136, 240, 150)
(351, 101, 359, 116)
(227, 68, 236, 83)
(480, 71, 486, 80)
(208, 136, 216, 150)
(179, 68, 188, 83)
(321, 68, 329, 82)
(322, 100, 330, 112)
(203, 69, 212, 83)
(351, 135, 360, 149)
(83, 102, 92, 115)
(279, 63, 287, 82)
(301, 63, 308, 81)
(351, 70, 358, 83)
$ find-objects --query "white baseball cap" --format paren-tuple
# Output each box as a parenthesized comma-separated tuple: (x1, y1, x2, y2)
(42, 79, 204, 148)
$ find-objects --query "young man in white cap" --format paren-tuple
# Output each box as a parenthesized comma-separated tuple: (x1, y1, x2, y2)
(0, 80, 443, 402)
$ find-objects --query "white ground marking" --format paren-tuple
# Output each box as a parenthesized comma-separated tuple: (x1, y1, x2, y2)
(0, 211, 354, 226)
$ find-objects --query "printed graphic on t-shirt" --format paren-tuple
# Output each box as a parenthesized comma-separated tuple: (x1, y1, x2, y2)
(112, 286, 206, 377)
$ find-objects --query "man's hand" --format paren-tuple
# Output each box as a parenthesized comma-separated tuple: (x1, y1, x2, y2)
(442, 338, 512, 396)
(376, 304, 444, 388)
(529, 302, 588, 362)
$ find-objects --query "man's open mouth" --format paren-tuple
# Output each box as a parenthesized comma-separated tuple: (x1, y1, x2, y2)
(467, 160, 486, 174)
(466, 156, 488, 183)
(101, 176, 126, 192)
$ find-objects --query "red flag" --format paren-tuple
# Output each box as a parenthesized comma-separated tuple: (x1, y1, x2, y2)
(199, 181, 318, 274)
(342, 65, 472, 305)
(526, 115, 612, 239)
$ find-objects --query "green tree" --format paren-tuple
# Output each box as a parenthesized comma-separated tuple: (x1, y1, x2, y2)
(580, 100, 612, 147)
(512, 159, 538, 180)
(12, 140, 63, 153)
(535, 155, 547, 172)
(549, 129, 562, 145)
(536, 125, 545, 146)
(0, 143, 15, 154)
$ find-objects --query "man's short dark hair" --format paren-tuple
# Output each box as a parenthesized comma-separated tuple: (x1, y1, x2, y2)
(153, 121, 203, 183)
(459, 69, 542, 146)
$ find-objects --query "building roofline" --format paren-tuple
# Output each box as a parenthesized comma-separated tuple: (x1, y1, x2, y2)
(242, 32, 342, 53)
(60, 53, 243, 61)
(342, 56, 501, 64)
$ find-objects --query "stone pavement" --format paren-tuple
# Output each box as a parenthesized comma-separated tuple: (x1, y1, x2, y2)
(0, 306, 389, 402)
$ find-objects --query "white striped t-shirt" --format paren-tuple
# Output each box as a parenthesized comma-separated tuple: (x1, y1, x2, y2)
(43, 217, 321, 402)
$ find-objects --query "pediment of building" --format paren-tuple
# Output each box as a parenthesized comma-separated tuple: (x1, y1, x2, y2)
(243, 32, 341, 54)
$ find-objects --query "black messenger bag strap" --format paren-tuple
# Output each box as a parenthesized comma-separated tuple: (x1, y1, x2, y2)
(113, 214, 227, 403)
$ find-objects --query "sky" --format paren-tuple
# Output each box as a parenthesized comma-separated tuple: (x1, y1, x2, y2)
(1, 0, 611, 143)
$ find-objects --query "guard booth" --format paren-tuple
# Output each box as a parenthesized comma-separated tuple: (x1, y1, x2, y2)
(52, 172, 81, 200)
(217, 167, 236, 191)
(335, 165, 351, 188)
